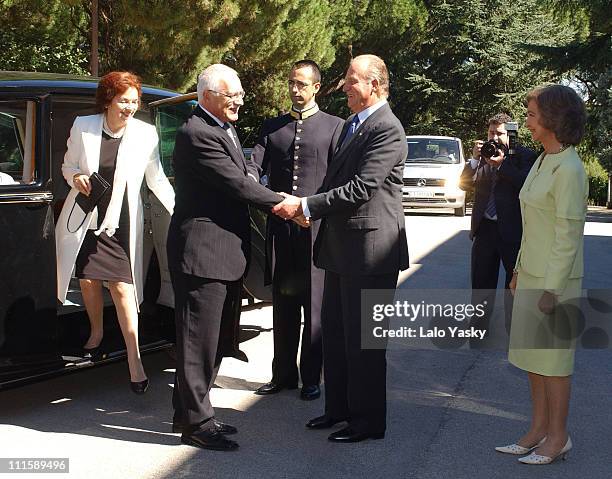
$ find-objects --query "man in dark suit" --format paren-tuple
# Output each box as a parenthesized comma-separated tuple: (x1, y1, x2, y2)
(272, 54, 409, 442)
(459, 113, 537, 334)
(251, 60, 343, 401)
(167, 64, 284, 451)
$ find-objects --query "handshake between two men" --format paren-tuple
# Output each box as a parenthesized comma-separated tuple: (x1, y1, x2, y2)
(272, 193, 310, 228)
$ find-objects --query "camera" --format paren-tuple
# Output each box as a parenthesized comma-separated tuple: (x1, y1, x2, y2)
(480, 140, 502, 159)
(504, 121, 518, 156)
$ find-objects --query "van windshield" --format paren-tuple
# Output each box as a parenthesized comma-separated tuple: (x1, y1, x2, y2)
(406, 138, 460, 164)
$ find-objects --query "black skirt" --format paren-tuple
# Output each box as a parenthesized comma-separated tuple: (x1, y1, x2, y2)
(74, 131, 132, 284)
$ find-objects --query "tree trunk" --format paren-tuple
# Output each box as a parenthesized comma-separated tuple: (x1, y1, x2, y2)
(607, 173, 611, 209)
(90, 0, 99, 77)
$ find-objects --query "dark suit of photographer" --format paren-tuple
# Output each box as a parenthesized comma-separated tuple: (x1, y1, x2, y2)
(460, 114, 537, 334)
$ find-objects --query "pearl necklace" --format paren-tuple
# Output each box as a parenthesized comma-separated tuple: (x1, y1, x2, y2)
(103, 115, 126, 138)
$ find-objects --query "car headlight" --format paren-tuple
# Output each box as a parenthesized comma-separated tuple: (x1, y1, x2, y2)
(445, 175, 460, 190)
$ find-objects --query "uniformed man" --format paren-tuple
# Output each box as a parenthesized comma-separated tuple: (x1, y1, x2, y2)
(252, 60, 343, 400)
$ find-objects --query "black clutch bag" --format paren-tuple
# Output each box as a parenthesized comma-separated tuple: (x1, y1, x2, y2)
(75, 171, 110, 214)
(66, 172, 110, 233)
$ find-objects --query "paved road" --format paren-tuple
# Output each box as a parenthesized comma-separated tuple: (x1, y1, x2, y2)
(1, 209, 611, 478)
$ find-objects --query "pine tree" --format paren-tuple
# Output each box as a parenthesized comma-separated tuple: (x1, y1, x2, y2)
(388, 0, 571, 147)
(533, 0, 611, 204)
(0, 0, 89, 74)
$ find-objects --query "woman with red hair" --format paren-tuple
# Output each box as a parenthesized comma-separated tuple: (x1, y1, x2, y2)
(55, 71, 174, 394)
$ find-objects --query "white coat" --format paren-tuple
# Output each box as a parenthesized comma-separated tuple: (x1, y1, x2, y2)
(55, 113, 174, 306)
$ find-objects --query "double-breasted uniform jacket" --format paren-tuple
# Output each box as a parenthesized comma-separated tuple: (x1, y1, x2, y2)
(55, 114, 175, 306)
(308, 103, 410, 275)
(460, 144, 537, 242)
(251, 108, 344, 284)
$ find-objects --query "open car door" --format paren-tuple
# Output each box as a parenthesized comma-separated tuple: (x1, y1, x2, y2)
(0, 94, 63, 385)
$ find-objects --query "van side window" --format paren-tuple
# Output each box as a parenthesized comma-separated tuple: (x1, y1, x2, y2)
(0, 100, 37, 185)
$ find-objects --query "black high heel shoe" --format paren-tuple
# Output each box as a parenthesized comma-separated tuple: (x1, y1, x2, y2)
(83, 345, 105, 361)
(130, 378, 149, 395)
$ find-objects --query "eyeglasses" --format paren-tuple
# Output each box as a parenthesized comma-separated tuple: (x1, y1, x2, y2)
(288, 80, 313, 90)
(116, 99, 140, 108)
(208, 89, 245, 101)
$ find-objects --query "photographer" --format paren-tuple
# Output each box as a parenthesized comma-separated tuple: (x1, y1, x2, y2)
(460, 113, 537, 334)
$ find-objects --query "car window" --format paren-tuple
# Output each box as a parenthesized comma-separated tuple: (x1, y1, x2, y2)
(0, 100, 37, 185)
(50, 99, 99, 200)
(406, 138, 461, 164)
(155, 101, 196, 177)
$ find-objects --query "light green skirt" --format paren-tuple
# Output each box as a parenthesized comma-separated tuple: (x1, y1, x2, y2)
(508, 268, 583, 376)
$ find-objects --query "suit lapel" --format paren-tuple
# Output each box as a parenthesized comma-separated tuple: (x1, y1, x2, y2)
(227, 123, 247, 173)
(82, 114, 104, 173)
(196, 108, 247, 174)
(325, 105, 389, 183)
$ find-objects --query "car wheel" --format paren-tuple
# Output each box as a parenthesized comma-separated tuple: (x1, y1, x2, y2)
(454, 205, 466, 217)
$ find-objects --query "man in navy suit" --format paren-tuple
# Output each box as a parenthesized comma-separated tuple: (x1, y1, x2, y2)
(272, 54, 409, 442)
(460, 113, 537, 335)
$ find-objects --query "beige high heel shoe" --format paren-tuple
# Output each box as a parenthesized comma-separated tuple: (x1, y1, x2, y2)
(495, 436, 546, 455)
(518, 436, 572, 465)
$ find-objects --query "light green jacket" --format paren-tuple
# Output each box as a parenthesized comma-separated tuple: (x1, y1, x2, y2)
(515, 146, 588, 294)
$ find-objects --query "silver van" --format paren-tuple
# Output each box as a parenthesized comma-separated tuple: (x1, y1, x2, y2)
(402, 135, 466, 216)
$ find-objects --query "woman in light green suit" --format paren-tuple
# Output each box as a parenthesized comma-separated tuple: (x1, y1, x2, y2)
(495, 85, 587, 465)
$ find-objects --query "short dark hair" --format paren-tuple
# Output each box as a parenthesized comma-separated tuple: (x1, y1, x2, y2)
(292, 60, 321, 83)
(526, 84, 586, 145)
(95, 71, 142, 113)
(488, 113, 513, 127)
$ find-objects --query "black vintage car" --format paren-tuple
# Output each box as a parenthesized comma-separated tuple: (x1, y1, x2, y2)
(0, 72, 270, 389)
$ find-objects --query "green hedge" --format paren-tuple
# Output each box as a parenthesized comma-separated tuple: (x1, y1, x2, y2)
(584, 157, 609, 206)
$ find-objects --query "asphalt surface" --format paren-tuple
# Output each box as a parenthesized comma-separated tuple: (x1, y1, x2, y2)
(1, 207, 611, 479)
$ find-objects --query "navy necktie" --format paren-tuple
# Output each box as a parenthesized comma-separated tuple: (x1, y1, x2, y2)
(484, 168, 497, 219)
(342, 115, 360, 145)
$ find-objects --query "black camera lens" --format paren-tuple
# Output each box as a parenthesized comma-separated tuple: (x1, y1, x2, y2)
(480, 140, 498, 158)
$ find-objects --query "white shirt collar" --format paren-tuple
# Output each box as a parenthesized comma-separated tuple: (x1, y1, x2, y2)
(199, 104, 225, 128)
(355, 98, 387, 124)
(102, 114, 126, 138)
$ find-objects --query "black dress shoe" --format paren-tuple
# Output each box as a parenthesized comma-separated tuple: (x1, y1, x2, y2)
(328, 426, 384, 443)
(181, 429, 239, 451)
(173, 417, 237, 435)
(130, 378, 149, 395)
(306, 415, 347, 430)
(300, 385, 321, 401)
(213, 419, 237, 435)
(254, 382, 297, 395)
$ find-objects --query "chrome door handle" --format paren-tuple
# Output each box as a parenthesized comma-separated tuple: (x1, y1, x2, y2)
(0, 192, 53, 203)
